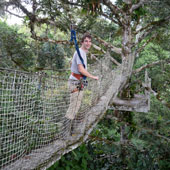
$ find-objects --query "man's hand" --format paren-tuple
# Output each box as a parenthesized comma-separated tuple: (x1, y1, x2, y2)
(91, 76, 99, 80)
(78, 64, 99, 80)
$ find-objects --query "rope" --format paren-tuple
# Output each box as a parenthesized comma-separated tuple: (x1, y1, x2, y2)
(70, 28, 87, 80)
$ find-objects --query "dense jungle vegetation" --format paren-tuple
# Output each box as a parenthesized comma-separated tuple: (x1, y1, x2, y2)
(0, 0, 169, 169)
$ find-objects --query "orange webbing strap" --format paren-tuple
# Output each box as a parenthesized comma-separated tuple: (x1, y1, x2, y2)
(71, 72, 83, 80)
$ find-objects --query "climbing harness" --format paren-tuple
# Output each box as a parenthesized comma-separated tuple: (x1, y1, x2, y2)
(70, 78, 88, 93)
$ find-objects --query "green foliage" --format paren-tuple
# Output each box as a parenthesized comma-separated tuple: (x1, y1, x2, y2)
(147, 0, 170, 19)
(132, 5, 147, 21)
(135, 42, 170, 104)
(0, 20, 35, 70)
(37, 42, 65, 70)
(92, 19, 117, 42)
(0, 0, 5, 16)
(50, 97, 169, 169)
(48, 144, 92, 170)
(0, 20, 69, 71)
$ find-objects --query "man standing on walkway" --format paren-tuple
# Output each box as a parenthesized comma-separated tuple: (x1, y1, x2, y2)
(64, 33, 98, 136)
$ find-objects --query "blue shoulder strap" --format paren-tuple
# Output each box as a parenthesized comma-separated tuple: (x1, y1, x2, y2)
(70, 29, 87, 80)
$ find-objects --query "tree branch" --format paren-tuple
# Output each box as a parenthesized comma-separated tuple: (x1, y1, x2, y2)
(103, 0, 124, 15)
(93, 34, 122, 55)
(100, 11, 119, 25)
(130, 0, 147, 12)
(12, 0, 33, 19)
(135, 15, 170, 36)
(107, 55, 121, 66)
(134, 33, 157, 57)
(31, 33, 70, 44)
(133, 59, 170, 74)
(92, 44, 106, 54)
(10, 58, 28, 71)
(134, 26, 155, 47)
(92, 44, 120, 65)
(102, 0, 125, 25)
(5, 9, 24, 18)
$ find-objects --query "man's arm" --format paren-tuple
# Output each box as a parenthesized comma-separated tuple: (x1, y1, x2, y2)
(78, 64, 98, 80)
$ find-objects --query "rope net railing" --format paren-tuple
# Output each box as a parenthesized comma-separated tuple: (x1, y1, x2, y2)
(0, 54, 124, 169)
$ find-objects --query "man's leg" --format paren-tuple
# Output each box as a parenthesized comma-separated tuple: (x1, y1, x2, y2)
(65, 90, 83, 120)
(63, 81, 83, 138)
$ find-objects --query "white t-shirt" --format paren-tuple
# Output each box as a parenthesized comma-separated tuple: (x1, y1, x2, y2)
(69, 48, 87, 80)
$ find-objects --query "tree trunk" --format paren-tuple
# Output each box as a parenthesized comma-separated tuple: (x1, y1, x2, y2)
(118, 12, 135, 92)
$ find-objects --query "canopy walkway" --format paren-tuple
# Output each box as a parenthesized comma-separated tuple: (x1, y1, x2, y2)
(0, 53, 150, 169)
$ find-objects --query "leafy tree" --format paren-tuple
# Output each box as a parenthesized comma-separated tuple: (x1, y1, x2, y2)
(0, 20, 68, 71)
(37, 42, 66, 70)
(0, 20, 35, 70)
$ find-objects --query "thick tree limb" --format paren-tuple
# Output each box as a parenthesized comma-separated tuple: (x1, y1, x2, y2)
(31, 33, 70, 44)
(5, 9, 24, 18)
(92, 44, 106, 53)
(12, 0, 33, 19)
(133, 59, 170, 74)
(92, 44, 120, 66)
(30, 32, 121, 58)
(93, 35, 122, 55)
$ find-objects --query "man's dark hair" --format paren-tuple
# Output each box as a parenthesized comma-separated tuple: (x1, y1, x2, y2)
(81, 33, 92, 43)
